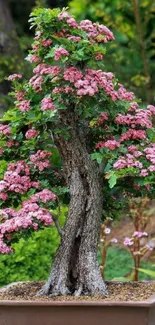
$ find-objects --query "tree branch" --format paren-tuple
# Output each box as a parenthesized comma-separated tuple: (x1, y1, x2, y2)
(52, 212, 64, 237)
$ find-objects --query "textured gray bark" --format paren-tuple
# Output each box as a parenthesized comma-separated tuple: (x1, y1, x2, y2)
(38, 112, 107, 297)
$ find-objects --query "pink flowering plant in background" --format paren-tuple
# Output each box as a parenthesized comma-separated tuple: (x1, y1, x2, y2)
(99, 218, 118, 279)
(0, 8, 154, 297)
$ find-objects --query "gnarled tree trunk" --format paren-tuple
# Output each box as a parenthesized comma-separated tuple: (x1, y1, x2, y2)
(39, 112, 107, 297)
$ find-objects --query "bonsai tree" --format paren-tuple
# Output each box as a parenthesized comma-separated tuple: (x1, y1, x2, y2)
(0, 8, 154, 297)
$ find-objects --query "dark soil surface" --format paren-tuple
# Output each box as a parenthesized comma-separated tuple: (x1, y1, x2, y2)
(0, 281, 155, 302)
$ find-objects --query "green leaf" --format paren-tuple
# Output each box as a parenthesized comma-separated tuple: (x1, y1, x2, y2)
(138, 268, 155, 277)
(91, 152, 103, 164)
(109, 174, 117, 188)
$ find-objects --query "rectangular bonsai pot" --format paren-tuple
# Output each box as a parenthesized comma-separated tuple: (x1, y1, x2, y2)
(0, 296, 155, 325)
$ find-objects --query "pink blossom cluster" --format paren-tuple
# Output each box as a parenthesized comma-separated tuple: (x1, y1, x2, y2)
(32, 43, 40, 52)
(58, 11, 71, 20)
(41, 97, 55, 111)
(133, 231, 148, 238)
(67, 36, 81, 42)
(15, 91, 26, 101)
(73, 69, 134, 101)
(31, 189, 57, 203)
(0, 161, 34, 197)
(95, 53, 104, 60)
(52, 86, 74, 94)
(117, 84, 134, 101)
(0, 238, 12, 254)
(124, 237, 134, 246)
(25, 129, 39, 139)
(8, 74, 22, 81)
(147, 105, 155, 114)
(16, 100, 31, 112)
(58, 12, 114, 43)
(113, 154, 143, 169)
(79, 20, 114, 43)
(123, 232, 152, 253)
(115, 108, 152, 129)
(97, 112, 109, 125)
(33, 64, 61, 76)
(0, 193, 8, 201)
(54, 47, 69, 61)
(58, 11, 78, 28)
(63, 67, 83, 83)
(42, 39, 53, 47)
(30, 150, 52, 171)
(0, 124, 11, 136)
(120, 129, 146, 142)
(128, 102, 139, 111)
(29, 55, 41, 63)
(96, 139, 120, 150)
(0, 202, 53, 253)
(5, 139, 19, 148)
(144, 144, 155, 164)
(29, 75, 43, 92)
(66, 18, 78, 28)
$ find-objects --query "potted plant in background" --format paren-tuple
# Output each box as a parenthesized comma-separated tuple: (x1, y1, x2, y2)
(0, 7, 155, 325)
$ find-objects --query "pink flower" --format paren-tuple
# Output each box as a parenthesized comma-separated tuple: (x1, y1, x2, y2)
(5, 140, 19, 147)
(40, 66, 61, 76)
(64, 67, 83, 83)
(111, 238, 118, 243)
(96, 140, 120, 150)
(124, 237, 133, 246)
(16, 100, 30, 112)
(25, 129, 39, 139)
(95, 53, 104, 60)
(31, 189, 57, 203)
(30, 150, 52, 171)
(29, 55, 41, 63)
(8, 74, 22, 81)
(42, 39, 53, 47)
(113, 158, 126, 169)
(140, 169, 148, 177)
(97, 112, 108, 125)
(104, 227, 111, 234)
(54, 48, 69, 61)
(148, 165, 155, 172)
(127, 145, 138, 153)
(31, 181, 40, 188)
(133, 231, 143, 238)
(67, 18, 78, 28)
(41, 97, 55, 111)
(120, 129, 146, 142)
(67, 36, 81, 42)
(15, 91, 26, 101)
(0, 124, 11, 136)
(29, 75, 43, 92)
(134, 161, 143, 169)
(58, 11, 71, 20)
(0, 192, 8, 201)
(147, 105, 155, 114)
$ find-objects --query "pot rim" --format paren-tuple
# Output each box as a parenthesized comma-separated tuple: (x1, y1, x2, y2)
(0, 296, 155, 307)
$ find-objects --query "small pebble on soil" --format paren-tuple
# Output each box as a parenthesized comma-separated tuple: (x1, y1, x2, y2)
(0, 281, 155, 302)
